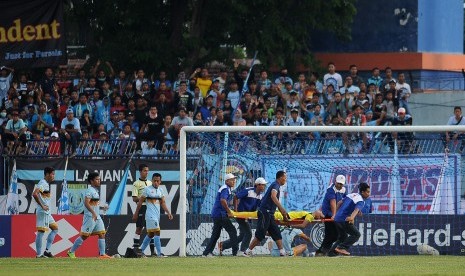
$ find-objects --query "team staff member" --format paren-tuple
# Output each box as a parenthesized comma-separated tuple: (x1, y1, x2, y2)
(32, 167, 58, 258)
(244, 171, 289, 257)
(67, 172, 111, 258)
(331, 183, 371, 256)
(133, 173, 173, 257)
(132, 164, 156, 256)
(219, 177, 266, 255)
(202, 173, 238, 257)
(316, 174, 347, 256)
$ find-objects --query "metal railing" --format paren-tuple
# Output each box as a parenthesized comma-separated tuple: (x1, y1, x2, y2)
(2, 132, 456, 159)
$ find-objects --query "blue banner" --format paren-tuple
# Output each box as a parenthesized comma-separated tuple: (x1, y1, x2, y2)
(0, 216, 11, 257)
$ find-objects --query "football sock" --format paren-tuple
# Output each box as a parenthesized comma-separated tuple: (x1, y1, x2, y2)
(45, 230, 58, 252)
(154, 236, 162, 256)
(70, 236, 83, 253)
(133, 234, 140, 247)
(149, 239, 155, 255)
(98, 239, 106, 256)
(140, 236, 151, 252)
(35, 231, 44, 256)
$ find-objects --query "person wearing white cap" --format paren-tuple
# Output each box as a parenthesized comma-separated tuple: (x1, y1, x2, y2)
(315, 174, 348, 256)
(202, 173, 238, 257)
(392, 107, 413, 154)
(219, 177, 267, 256)
(245, 171, 289, 257)
(59, 108, 81, 157)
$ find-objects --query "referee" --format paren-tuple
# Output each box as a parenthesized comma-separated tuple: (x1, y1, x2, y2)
(132, 164, 156, 256)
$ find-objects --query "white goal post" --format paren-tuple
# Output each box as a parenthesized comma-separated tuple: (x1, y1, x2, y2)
(178, 125, 465, 257)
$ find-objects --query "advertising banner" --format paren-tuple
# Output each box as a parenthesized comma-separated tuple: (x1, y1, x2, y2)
(0, 0, 66, 68)
(8, 158, 180, 217)
(0, 216, 11, 257)
(11, 215, 98, 257)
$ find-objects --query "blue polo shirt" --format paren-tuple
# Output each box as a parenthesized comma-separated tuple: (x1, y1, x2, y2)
(211, 184, 232, 218)
(334, 193, 365, 223)
(259, 181, 280, 214)
(361, 198, 373, 214)
(236, 187, 263, 212)
(321, 184, 347, 217)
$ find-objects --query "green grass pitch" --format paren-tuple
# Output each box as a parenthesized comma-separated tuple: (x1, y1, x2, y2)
(1, 256, 464, 276)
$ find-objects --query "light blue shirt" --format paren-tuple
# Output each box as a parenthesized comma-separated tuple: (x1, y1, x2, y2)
(143, 185, 165, 221)
(84, 186, 101, 218)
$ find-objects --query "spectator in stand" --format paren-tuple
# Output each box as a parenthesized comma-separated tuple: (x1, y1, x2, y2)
(174, 81, 193, 113)
(26, 103, 37, 123)
(134, 97, 148, 127)
(309, 72, 323, 94)
(100, 82, 113, 99)
(168, 107, 193, 148)
(199, 95, 213, 122)
(79, 109, 93, 133)
(31, 102, 54, 136)
(382, 67, 396, 92)
(382, 90, 396, 120)
(367, 67, 383, 91)
(233, 60, 252, 92)
(213, 109, 232, 126)
(293, 72, 308, 95)
(126, 111, 139, 133)
(324, 62, 343, 90)
(444, 106, 465, 153)
(152, 70, 172, 90)
(348, 65, 364, 87)
(191, 86, 203, 115)
(56, 69, 72, 91)
(190, 68, 212, 98)
(285, 91, 300, 118)
(141, 140, 158, 155)
(257, 69, 272, 93)
(233, 109, 246, 126)
(73, 69, 87, 94)
(59, 108, 81, 157)
(274, 68, 293, 93)
(215, 69, 228, 91)
(114, 70, 129, 94)
(344, 105, 368, 153)
(138, 105, 164, 151)
(94, 96, 111, 130)
(397, 72, 411, 114)
(326, 91, 347, 121)
(392, 108, 414, 154)
(92, 124, 105, 139)
(73, 94, 92, 120)
(3, 110, 27, 153)
(193, 112, 204, 126)
(372, 93, 386, 121)
(222, 99, 234, 118)
(90, 90, 103, 111)
(153, 82, 173, 107)
(110, 95, 126, 114)
(0, 66, 14, 105)
(69, 90, 79, 107)
(126, 98, 137, 114)
(207, 79, 223, 108)
(39, 68, 56, 95)
(133, 69, 149, 93)
(92, 60, 114, 89)
(122, 83, 136, 106)
(223, 80, 241, 110)
(106, 111, 122, 139)
(83, 77, 97, 98)
(173, 71, 187, 93)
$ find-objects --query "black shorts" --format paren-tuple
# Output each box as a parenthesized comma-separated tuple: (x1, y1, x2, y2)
(136, 205, 147, 228)
(255, 210, 282, 242)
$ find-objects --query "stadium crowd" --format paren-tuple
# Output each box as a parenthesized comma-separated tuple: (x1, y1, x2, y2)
(0, 60, 414, 156)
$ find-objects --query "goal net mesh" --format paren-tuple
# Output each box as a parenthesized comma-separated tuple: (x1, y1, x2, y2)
(183, 127, 465, 256)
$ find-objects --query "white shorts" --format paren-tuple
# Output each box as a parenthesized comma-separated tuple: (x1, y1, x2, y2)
(36, 211, 56, 231)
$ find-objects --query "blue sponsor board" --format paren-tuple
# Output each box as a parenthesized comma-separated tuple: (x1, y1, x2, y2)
(0, 216, 11, 257)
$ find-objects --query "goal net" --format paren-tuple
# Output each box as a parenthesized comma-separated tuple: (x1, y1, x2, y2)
(179, 125, 465, 257)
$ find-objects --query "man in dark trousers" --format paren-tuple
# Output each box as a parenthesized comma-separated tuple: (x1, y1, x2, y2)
(244, 170, 289, 257)
(202, 173, 238, 257)
(316, 174, 347, 256)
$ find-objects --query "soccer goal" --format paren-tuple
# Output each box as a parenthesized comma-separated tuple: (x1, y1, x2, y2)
(179, 125, 465, 257)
